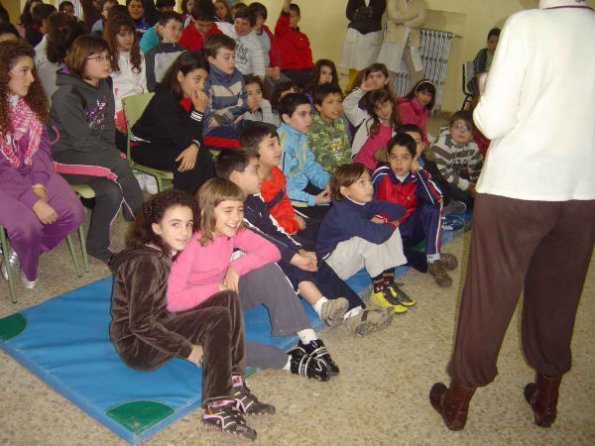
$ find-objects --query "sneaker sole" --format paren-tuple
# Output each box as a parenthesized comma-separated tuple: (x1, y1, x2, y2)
(356, 311, 394, 336)
(201, 419, 257, 441)
(322, 298, 349, 327)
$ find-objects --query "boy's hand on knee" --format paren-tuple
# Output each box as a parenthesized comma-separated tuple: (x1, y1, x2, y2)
(175, 144, 199, 172)
(315, 189, 331, 205)
(291, 252, 317, 272)
(187, 345, 203, 367)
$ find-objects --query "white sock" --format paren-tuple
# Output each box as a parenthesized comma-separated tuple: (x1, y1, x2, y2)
(297, 328, 317, 345)
(343, 306, 363, 320)
(427, 253, 441, 263)
(313, 296, 328, 316)
(283, 356, 291, 371)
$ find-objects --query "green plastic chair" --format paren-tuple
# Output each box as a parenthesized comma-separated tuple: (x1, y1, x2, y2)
(122, 93, 174, 192)
(1, 224, 84, 304)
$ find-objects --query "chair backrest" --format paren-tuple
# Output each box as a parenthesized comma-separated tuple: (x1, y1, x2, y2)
(462, 61, 475, 95)
(122, 93, 155, 130)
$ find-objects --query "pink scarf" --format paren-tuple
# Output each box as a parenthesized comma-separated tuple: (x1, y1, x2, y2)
(0, 96, 44, 169)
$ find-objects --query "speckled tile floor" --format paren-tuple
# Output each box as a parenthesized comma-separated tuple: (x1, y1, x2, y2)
(1, 116, 594, 445)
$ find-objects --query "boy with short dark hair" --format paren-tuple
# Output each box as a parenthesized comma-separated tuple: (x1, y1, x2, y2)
(373, 133, 459, 287)
(308, 84, 351, 171)
(274, 0, 314, 89)
(278, 93, 331, 216)
(144, 11, 184, 91)
(431, 111, 483, 208)
(217, 149, 393, 335)
(224, 6, 265, 78)
(59, 1, 75, 17)
(203, 33, 247, 147)
(179, 0, 222, 51)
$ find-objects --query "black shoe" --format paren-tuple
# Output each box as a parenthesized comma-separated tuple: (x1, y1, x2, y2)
(233, 383, 276, 415)
(202, 401, 257, 441)
(288, 348, 330, 381)
(297, 339, 339, 376)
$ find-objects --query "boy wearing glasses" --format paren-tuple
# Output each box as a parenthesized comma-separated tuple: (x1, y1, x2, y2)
(430, 111, 483, 208)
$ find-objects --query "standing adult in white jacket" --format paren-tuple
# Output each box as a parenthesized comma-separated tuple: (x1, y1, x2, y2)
(429, 0, 595, 431)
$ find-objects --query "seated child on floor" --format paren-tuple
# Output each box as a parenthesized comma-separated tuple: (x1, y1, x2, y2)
(242, 74, 278, 126)
(109, 189, 270, 441)
(216, 149, 393, 335)
(308, 84, 351, 172)
(278, 93, 331, 219)
(372, 134, 458, 287)
(179, 0, 222, 51)
(396, 79, 436, 145)
(203, 33, 247, 148)
(430, 111, 483, 208)
(145, 11, 184, 92)
(167, 178, 338, 381)
(241, 124, 318, 250)
(317, 163, 414, 314)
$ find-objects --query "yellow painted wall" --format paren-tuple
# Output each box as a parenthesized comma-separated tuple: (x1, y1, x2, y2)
(254, 0, 595, 112)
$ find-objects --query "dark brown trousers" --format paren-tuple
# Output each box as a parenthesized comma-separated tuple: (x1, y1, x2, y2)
(448, 194, 595, 387)
(125, 290, 245, 406)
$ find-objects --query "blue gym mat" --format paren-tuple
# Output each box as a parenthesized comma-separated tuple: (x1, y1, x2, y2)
(0, 214, 469, 444)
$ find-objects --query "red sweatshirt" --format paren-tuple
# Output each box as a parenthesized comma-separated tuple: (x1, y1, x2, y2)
(179, 22, 221, 51)
(274, 13, 314, 70)
(260, 166, 300, 234)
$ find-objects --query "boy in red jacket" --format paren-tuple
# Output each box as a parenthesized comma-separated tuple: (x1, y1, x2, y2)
(179, 0, 221, 51)
(275, 0, 314, 89)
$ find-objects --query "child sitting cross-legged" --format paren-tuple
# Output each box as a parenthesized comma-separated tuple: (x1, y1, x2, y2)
(167, 178, 338, 381)
(217, 149, 394, 335)
(372, 133, 458, 287)
(308, 84, 352, 172)
(430, 111, 483, 209)
(317, 163, 415, 314)
(241, 124, 318, 250)
(278, 93, 331, 219)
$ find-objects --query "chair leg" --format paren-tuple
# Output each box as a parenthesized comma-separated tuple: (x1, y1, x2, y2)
(66, 234, 82, 278)
(1, 228, 17, 304)
(78, 225, 89, 273)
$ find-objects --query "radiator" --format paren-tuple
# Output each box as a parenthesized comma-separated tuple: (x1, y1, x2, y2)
(393, 28, 453, 114)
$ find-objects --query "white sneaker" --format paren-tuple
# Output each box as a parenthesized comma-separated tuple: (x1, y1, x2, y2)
(1, 248, 19, 281)
(20, 270, 38, 289)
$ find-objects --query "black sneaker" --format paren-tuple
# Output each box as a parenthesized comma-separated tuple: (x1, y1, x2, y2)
(202, 401, 257, 441)
(234, 383, 276, 415)
(288, 348, 330, 381)
(297, 339, 340, 376)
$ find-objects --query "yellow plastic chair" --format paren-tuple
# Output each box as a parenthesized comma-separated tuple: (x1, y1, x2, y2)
(1, 224, 84, 304)
(122, 93, 174, 192)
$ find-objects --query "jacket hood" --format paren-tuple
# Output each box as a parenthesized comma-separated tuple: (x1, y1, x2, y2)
(109, 245, 167, 274)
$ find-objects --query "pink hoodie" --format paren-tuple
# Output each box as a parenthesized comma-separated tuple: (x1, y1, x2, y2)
(397, 96, 429, 144)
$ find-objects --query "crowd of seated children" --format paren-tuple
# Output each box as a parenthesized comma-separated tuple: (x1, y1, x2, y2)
(202, 33, 246, 148)
(144, 11, 184, 92)
(275, 0, 314, 90)
(49, 35, 143, 264)
(109, 189, 269, 441)
(178, 0, 221, 51)
(352, 89, 400, 171)
(166, 177, 338, 381)
(214, 0, 233, 23)
(130, 51, 215, 194)
(91, 0, 117, 37)
(126, 0, 151, 35)
(308, 84, 351, 172)
(372, 134, 459, 287)
(278, 93, 331, 219)
(430, 111, 483, 209)
(105, 13, 147, 135)
(217, 149, 394, 335)
(316, 163, 415, 314)
(241, 124, 318, 250)
(219, 6, 265, 79)
(35, 12, 85, 100)
(0, 40, 85, 290)
(248, 2, 283, 83)
(397, 79, 435, 145)
(242, 74, 277, 126)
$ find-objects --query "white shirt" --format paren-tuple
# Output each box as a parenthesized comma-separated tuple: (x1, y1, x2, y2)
(474, 5, 595, 201)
